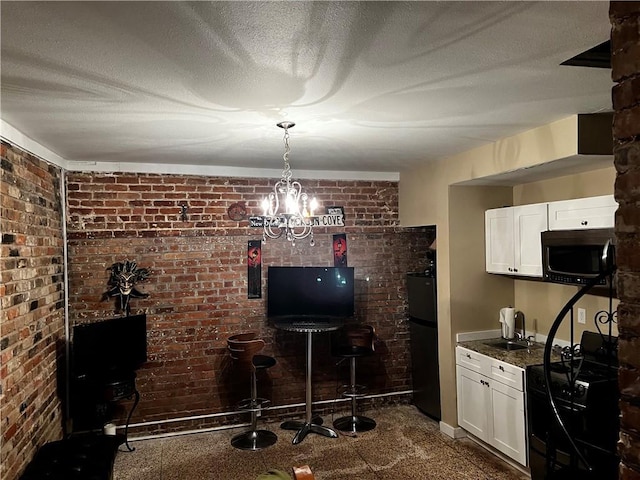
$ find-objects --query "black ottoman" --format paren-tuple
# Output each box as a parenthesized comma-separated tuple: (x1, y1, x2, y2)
(20, 434, 124, 480)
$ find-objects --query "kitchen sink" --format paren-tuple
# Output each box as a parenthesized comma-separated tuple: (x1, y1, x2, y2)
(484, 340, 530, 351)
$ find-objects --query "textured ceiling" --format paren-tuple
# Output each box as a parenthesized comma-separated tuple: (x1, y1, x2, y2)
(0, 1, 612, 176)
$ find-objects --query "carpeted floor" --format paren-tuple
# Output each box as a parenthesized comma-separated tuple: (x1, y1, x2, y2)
(113, 404, 529, 480)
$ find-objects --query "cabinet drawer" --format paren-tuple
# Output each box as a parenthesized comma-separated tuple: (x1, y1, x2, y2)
(456, 346, 488, 374)
(490, 358, 524, 391)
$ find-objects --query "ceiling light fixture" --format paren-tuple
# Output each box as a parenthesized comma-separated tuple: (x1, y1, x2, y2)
(261, 121, 318, 246)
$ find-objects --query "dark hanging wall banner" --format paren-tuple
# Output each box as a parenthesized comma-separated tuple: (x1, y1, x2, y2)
(247, 240, 262, 298)
(333, 233, 348, 267)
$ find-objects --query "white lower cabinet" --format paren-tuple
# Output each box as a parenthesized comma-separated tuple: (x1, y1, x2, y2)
(456, 346, 527, 466)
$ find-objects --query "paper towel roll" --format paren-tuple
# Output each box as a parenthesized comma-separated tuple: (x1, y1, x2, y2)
(500, 307, 516, 339)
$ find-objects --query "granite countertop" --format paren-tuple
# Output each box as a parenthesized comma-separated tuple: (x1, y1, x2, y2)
(457, 338, 560, 369)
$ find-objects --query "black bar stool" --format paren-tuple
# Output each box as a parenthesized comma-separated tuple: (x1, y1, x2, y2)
(227, 332, 277, 450)
(332, 325, 376, 434)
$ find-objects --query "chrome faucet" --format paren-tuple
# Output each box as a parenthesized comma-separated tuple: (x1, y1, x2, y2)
(514, 311, 527, 344)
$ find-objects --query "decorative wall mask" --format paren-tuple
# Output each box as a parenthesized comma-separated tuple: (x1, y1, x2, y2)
(103, 260, 150, 316)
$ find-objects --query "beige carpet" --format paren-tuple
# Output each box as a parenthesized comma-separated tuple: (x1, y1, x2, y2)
(113, 404, 529, 480)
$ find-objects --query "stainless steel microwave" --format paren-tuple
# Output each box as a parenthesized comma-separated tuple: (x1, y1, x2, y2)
(541, 228, 616, 287)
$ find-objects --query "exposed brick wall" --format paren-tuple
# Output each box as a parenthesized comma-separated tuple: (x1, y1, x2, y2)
(612, 2, 640, 478)
(65, 172, 433, 434)
(0, 142, 65, 480)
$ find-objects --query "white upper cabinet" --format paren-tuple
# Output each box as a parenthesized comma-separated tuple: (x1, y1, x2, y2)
(548, 194, 617, 231)
(485, 203, 548, 277)
(513, 204, 549, 277)
(485, 208, 514, 275)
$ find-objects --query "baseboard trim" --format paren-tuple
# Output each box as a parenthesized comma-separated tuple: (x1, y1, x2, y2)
(465, 432, 529, 474)
(439, 421, 466, 439)
(125, 390, 413, 440)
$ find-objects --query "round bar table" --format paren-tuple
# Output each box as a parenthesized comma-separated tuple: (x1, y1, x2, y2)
(272, 317, 343, 444)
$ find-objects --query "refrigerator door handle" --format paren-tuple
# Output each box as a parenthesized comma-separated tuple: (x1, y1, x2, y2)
(408, 316, 437, 328)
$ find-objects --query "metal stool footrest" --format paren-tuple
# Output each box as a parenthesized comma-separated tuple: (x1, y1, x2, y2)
(237, 397, 271, 411)
(338, 383, 367, 399)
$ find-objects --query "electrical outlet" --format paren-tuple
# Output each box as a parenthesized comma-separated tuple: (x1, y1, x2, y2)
(578, 308, 586, 324)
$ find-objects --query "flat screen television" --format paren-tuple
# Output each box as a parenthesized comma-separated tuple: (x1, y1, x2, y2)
(72, 314, 147, 378)
(267, 266, 355, 319)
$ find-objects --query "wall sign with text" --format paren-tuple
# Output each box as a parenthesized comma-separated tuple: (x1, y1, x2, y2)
(249, 206, 345, 228)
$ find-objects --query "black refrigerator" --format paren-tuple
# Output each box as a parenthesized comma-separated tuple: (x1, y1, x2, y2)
(407, 273, 440, 420)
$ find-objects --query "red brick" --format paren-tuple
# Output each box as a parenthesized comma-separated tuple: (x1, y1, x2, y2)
(613, 3, 640, 472)
(611, 2, 640, 23)
(615, 106, 640, 139)
(613, 76, 640, 111)
(621, 463, 640, 480)
(1, 144, 65, 479)
(11, 150, 429, 444)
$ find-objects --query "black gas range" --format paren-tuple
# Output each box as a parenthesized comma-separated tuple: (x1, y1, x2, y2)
(526, 331, 619, 479)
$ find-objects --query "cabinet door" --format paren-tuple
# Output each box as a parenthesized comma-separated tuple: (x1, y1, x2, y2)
(488, 379, 527, 466)
(485, 208, 514, 274)
(548, 195, 617, 231)
(456, 365, 490, 441)
(513, 203, 548, 277)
